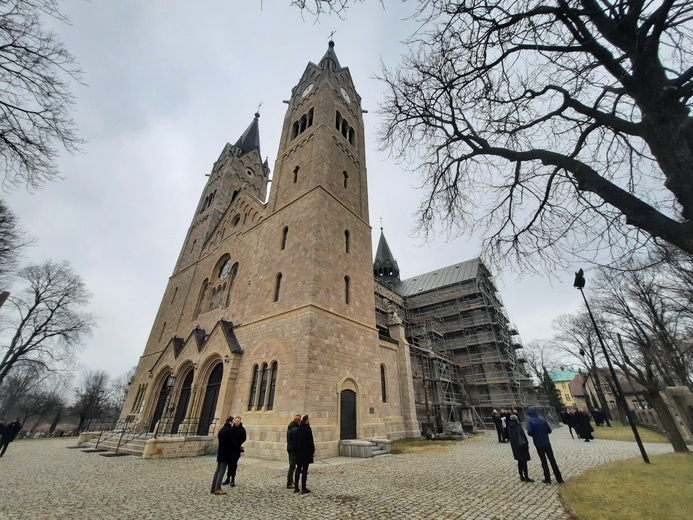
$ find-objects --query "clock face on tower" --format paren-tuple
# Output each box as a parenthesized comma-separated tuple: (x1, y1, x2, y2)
(340, 87, 351, 104)
(301, 83, 314, 97)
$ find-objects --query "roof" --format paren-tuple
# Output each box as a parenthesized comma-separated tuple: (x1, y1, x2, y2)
(547, 369, 580, 383)
(393, 258, 481, 297)
(373, 229, 400, 282)
(569, 373, 587, 396)
(233, 113, 262, 157)
(320, 40, 341, 69)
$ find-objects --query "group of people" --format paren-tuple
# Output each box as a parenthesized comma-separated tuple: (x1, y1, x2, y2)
(210, 413, 316, 496)
(0, 418, 22, 457)
(210, 416, 247, 495)
(496, 407, 564, 484)
(560, 408, 597, 442)
(491, 409, 520, 443)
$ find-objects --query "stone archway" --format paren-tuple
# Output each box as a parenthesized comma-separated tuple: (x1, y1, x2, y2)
(172, 369, 194, 434)
(197, 362, 223, 435)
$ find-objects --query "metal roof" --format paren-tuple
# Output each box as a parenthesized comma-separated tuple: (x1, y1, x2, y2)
(393, 258, 481, 296)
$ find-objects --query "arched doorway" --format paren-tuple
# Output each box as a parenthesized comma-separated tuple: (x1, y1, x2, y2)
(149, 372, 172, 433)
(340, 389, 357, 439)
(197, 362, 223, 435)
(172, 369, 194, 434)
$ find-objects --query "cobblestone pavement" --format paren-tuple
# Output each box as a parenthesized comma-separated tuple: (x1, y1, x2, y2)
(0, 426, 672, 520)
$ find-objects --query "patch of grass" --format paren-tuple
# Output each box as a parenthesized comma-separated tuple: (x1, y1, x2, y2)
(593, 423, 669, 443)
(390, 437, 460, 454)
(560, 452, 693, 520)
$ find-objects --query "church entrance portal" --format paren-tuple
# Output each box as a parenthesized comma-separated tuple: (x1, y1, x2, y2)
(172, 370, 193, 434)
(148, 373, 172, 433)
(197, 362, 223, 435)
(340, 389, 356, 439)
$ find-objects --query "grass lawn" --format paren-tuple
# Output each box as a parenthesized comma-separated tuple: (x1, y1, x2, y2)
(592, 423, 669, 443)
(391, 437, 463, 454)
(560, 452, 693, 520)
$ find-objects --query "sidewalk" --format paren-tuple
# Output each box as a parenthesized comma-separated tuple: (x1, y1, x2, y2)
(0, 426, 672, 519)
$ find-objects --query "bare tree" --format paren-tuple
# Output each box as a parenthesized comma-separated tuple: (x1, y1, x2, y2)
(111, 366, 136, 416)
(595, 266, 691, 452)
(552, 311, 613, 421)
(360, 0, 693, 269)
(72, 369, 111, 432)
(0, 200, 34, 289)
(0, 0, 83, 191)
(0, 260, 95, 387)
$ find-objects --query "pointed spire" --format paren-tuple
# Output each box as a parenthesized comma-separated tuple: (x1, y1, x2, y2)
(373, 228, 400, 282)
(320, 40, 341, 70)
(233, 112, 261, 157)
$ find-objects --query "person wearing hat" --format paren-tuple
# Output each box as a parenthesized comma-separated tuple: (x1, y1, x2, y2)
(293, 414, 315, 494)
(508, 414, 533, 482)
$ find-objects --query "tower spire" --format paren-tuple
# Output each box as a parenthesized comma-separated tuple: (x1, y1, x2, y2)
(233, 112, 262, 157)
(373, 228, 400, 282)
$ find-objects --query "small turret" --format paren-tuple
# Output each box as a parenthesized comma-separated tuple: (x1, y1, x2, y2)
(373, 228, 400, 282)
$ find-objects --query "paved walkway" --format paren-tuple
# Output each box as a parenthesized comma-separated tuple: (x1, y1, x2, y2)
(0, 426, 672, 519)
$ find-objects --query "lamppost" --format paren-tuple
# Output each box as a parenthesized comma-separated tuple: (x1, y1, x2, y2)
(154, 374, 177, 439)
(573, 269, 650, 463)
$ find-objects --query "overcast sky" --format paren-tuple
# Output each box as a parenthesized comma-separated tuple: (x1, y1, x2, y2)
(5, 1, 583, 379)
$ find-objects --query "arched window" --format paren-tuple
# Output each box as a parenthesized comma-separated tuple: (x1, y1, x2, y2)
(336, 111, 342, 130)
(343, 171, 348, 188)
(293, 166, 299, 184)
(257, 363, 269, 410)
(344, 275, 350, 305)
(281, 227, 289, 250)
(158, 322, 166, 342)
(292, 121, 299, 139)
(344, 230, 350, 254)
(307, 107, 314, 127)
(224, 263, 239, 308)
(247, 365, 259, 411)
(274, 273, 282, 302)
(266, 362, 278, 411)
(195, 279, 209, 317)
(171, 287, 178, 302)
(381, 364, 387, 403)
(348, 128, 355, 145)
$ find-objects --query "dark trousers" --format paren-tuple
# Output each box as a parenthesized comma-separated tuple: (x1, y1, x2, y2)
(0, 440, 11, 456)
(517, 460, 529, 479)
(287, 451, 297, 485)
(211, 461, 228, 492)
(495, 426, 503, 442)
(226, 452, 241, 480)
(536, 445, 563, 482)
(294, 461, 310, 490)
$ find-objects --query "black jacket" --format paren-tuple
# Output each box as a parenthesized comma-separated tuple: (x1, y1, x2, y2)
(1, 421, 21, 443)
(229, 423, 247, 454)
(287, 421, 299, 452)
(508, 421, 530, 462)
(216, 423, 234, 462)
(295, 423, 315, 464)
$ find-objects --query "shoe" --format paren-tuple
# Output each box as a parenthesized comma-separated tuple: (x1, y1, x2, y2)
(222, 478, 230, 485)
(301, 489, 311, 494)
(557, 479, 564, 484)
(519, 476, 525, 481)
(230, 482, 235, 487)
(543, 479, 552, 484)
(287, 483, 294, 489)
(294, 488, 300, 493)
(213, 489, 227, 495)
(525, 478, 534, 482)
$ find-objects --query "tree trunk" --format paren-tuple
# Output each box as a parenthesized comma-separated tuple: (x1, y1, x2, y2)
(646, 389, 690, 453)
(591, 370, 613, 425)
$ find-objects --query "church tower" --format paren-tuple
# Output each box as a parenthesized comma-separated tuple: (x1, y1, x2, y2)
(121, 42, 418, 459)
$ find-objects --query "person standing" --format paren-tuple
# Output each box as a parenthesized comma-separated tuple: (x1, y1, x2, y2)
(508, 414, 533, 482)
(0, 418, 22, 457)
(575, 408, 594, 442)
(293, 414, 315, 494)
(526, 407, 564, 484)
(491, 410, 504, 443)
(210, 416, 234, 495)
(223, 416, 247, 487)
(286, 414, 301, 488)
(500, 409, 509, 442)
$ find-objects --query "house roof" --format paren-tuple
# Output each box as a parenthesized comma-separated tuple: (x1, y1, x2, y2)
(547, 369, 580, 383)
(393, 258, 480, 297)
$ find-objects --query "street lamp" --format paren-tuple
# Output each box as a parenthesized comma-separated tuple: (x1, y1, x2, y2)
(573, 269, 650, 463)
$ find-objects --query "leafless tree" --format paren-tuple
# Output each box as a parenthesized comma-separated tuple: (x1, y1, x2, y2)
(522, 339, 562, 383)
(290, 0, 368, 18)
(0, 200, 34, 289)
(0, 0, 83, 191)
(111, 366, 136, 416)
(359, 0, 693, 270)
(72, 369, 112, 432)
(0, 260, 95, 387)
(552, 311, 613, 420)
(595, 266, 691, 452)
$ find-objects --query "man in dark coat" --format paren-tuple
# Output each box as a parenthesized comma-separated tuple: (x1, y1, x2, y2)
(293, 414, 315, 494)
(491, 410, 504, 443)
(286, 414, 301, 488)
(211, 416, 234, 495)
(508, 415, 533, 482)
(223, 416, 247, 486)
(575, 408, 594, 442)
(0, 418, 22, 457)
(526, 407, 564, 484)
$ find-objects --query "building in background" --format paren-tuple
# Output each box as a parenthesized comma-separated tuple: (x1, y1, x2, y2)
(548, 368, 580, 408)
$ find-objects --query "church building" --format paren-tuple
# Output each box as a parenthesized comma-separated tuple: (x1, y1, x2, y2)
(121, 42, 421, 459)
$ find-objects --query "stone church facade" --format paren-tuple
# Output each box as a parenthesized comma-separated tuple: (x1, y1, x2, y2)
(121, 42, 420, 459)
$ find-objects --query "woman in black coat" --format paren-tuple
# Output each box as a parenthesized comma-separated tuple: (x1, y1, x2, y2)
(508, 414, 533, 482)
(293, 415, 315, 494)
